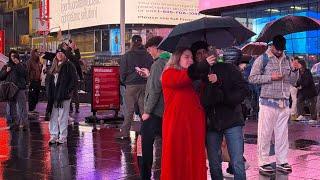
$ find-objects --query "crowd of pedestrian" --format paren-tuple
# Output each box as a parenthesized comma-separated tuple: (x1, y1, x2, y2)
(1, 32, 319, 180)
(0, 41, 83, 145)
(117, 33, 320, 180)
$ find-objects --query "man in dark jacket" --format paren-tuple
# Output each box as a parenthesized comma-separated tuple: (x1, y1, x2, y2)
(0, 50, 28, 130)
(140, 36, 171, 180)
(27, 49, 43, 112)
(295, 58, 318, 122)
(116, 35, 153, 139)
(188, 48, 250, 180)
(62, 41, 82, 113)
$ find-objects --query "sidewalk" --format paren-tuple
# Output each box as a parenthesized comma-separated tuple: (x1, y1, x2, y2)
(0, 102, 319, 179)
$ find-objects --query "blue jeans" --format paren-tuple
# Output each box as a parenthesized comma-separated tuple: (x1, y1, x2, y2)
(206, 126, 246, 180)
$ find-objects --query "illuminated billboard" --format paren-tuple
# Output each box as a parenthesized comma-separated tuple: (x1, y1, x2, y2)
(199, 0, 264, 12)
(50, 0, 202, 32)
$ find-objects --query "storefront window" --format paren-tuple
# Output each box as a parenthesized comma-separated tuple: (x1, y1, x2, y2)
(72, 31, 95, 53)
(102, 30, 110, 52)
(95, 30, 101, 52)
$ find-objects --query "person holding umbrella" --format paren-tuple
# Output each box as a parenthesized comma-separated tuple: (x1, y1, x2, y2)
(188, 45, 250, 180)
(249, 35, 300, 174)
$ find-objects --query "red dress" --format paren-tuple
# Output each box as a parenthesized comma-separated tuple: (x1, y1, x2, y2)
(161, 68, 207, 180)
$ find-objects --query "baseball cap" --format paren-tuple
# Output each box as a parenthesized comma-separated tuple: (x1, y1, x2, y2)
(272, 35, 286, 51)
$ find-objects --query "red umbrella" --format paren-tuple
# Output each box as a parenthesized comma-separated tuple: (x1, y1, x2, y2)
(241, 42, 268, 56)
(256, 15, 320, 42)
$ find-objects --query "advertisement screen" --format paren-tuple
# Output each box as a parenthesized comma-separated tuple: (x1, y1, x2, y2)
(110, 29, 121, 56)
(199, 0, 264, 12)
(92, 66, 120, 111)
(252, 11, 320, 55)
(50, 0, 202, 31)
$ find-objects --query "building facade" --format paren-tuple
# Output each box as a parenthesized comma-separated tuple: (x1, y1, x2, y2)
(200, 0, 320, 66)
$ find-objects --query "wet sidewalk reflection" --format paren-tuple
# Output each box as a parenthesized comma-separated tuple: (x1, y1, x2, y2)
(0, 103, 320, 179)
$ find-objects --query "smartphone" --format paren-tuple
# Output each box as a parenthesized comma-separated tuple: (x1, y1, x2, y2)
(208, 46, 217, 57)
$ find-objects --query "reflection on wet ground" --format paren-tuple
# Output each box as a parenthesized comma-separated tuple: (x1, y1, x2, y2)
(0, 102, 320, 180)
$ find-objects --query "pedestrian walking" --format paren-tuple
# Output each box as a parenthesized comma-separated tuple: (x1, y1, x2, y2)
(161, 47, 207, 180)
(295, 58, 318, 122)
(47, 48, 77, 145)
(249, 35, 300, 174)
(0, 50, 28, 131)
(27, 49, 43, 113)
(115, 35, 153, 139)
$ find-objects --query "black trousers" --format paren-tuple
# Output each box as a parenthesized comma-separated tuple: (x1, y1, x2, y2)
(297, 96, 317, 120)
(28, 80, 41, 111)
(140, 114, 162, 180)
(70, 81, 80, 111)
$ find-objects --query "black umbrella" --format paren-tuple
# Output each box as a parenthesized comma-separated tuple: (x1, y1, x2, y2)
(256, 15, 320, 42)
(158, 17, 256, 52)
(42, 52, 56, 61)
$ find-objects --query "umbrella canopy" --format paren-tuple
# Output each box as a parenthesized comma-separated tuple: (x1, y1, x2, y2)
(42, 52, 56, 61)
(256, 15, 320, 42)
(241, 42, 268, 56)
(158, 17, 256, 52)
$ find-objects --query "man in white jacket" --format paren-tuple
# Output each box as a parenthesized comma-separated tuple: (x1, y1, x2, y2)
(249, 35, 300, 174)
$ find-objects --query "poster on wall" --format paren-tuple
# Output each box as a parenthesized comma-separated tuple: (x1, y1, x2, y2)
(110, 29, 121, 55)
(50, 0, 202, 31)
(92, 66, 120, 111)
(0, 30, 5, 54)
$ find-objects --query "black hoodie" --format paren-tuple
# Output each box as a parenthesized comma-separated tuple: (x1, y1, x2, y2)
(0, 60, 27, 90)
(120, 46, 153, 85)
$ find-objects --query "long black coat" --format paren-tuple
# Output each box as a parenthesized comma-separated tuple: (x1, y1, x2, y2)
(0, 61, 27, 89)
(47, 60, 78, 105)
(188, 61, 250, 132)
(297, 69, 317, 99)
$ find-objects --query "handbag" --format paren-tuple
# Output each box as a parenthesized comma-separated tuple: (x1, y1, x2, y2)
(0, 81, 19, 102)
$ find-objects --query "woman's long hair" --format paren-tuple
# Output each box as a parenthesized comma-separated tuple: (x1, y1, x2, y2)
(8, 50, 18, 63)
(50, 55, 67, 74)
(29, 49, 40, 63)
(164, 47, 191, 70)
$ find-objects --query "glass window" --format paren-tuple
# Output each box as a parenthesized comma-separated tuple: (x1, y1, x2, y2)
(95, 30, 101, 52)
(102, 30, 110, 52)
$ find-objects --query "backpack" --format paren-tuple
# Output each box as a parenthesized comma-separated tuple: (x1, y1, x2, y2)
(254, 53, 269, 96)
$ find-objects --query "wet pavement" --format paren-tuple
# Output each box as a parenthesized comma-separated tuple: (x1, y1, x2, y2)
(0, 102, 320, 180)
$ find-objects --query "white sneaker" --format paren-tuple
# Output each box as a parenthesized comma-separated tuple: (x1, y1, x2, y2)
(56, 138, 67, 144)
(48, 137, 58, 145)
(296, 115, 306, 121)
(223, 172, 234, 178)
(309, 119, 318, 124)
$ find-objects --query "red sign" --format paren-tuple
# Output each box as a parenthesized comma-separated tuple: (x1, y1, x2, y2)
(92, 66, 120, 111)
(39, 0, 50, 33)
(0, 30, 4, 54)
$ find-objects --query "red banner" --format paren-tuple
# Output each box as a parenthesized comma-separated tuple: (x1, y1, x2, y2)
(0, 30, 4, 54)
(92, 66, 120, 111)
(39, 0, 50, 33)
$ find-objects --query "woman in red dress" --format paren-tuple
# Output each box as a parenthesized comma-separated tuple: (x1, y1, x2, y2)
(161, 47, 207, 180)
